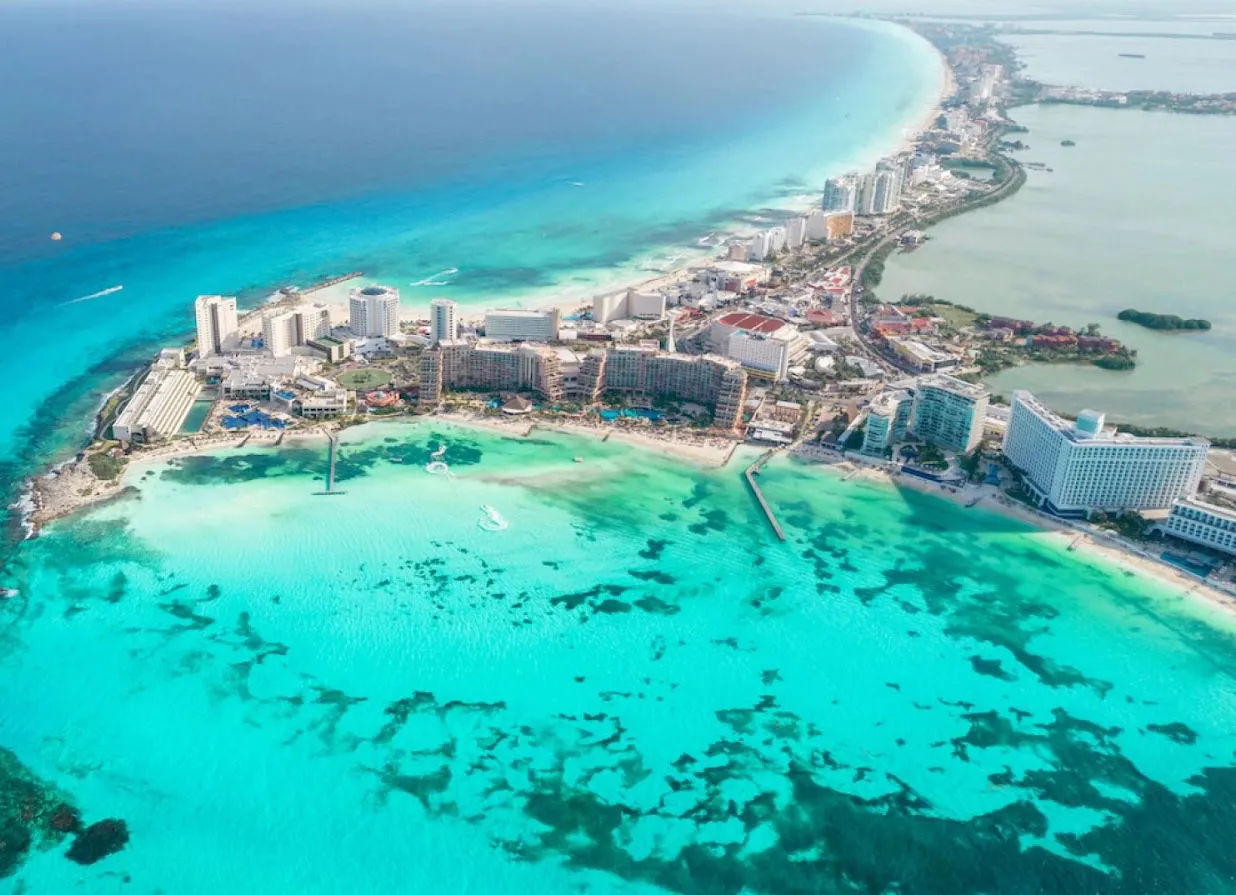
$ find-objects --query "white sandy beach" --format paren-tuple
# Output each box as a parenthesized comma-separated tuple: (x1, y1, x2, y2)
(791, 449, 1236, 616)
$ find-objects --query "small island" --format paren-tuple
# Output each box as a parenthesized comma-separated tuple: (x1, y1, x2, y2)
(1060, 139, 1076, 147)
(1118, 53, 1147, 59)
(1117, 309, 1212, 331)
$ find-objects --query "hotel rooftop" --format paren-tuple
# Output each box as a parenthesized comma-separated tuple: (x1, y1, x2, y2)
(1013, 390, 1209, 446)
(716, 312, 785, 335)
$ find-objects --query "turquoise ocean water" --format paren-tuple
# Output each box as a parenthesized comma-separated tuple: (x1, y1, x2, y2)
(0, 6, 939, 479)
(7, 5, 1236, 891)
(5, 422, 1236, 892)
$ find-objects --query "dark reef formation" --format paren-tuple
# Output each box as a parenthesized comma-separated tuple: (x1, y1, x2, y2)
(65, 819, 130, 865)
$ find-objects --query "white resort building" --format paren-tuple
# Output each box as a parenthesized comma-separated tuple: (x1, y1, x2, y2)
(113, 349, 200, 443)
(1164, 494, 1236, 557)
(862, 389, 914, 457)
(429, 298, 459, 345)
(348, 285, 400, 338)
(263, 305, 331, 358)
(194, 295, 238, 359)
(1003, 391, 1209, 516)
(909, 374, 989, 454)
(483, 309, 560, 343)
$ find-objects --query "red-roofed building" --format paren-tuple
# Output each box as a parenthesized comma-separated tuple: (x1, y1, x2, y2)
(1029, 334, 1076, 349)
(807, 310, 841, 326)
(715, 312, 785, 335)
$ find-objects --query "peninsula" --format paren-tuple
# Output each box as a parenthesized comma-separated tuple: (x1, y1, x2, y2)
(18, 14, 1236, 619)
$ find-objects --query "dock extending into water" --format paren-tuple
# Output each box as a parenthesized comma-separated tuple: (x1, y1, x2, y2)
(303, 271, 363, 294)
(745, 451, 785, 542)
(314, 433, 347, 496)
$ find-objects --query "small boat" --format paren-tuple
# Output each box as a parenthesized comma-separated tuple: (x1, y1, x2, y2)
(390, 457, 404, 463)
(573, 456, 584, 463)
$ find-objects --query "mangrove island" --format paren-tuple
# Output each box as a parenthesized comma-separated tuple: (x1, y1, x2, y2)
(1118, 309, 1213, 331)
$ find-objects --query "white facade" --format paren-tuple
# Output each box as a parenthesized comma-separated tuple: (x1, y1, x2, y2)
(263, 311, 296, 358)
(113, 354, 200, 443)
(727, 330, 791, 381)
(767, 226, 787, 255)
(429, 298, 458, 344)
(823, 176, 857, 213)
(1003, 391, 1209, 514)
(298, 388, 350, 419)
(862, 389, 913, 457)
(748, 231, 773, 262)
(871, 171, 900, 214)
(786, 217, 807, 250)
(854, 174, 877, 216)
(804, 209, 828, 241)
(484, 309, 559, 343)
(1165, 496, 1236, 556)
(296, 305, 331, 343)
(593, 293, 628, 325)
(628, 290, 666, 320)
(194, 295, 238, 359)
(910, 374, 989, 454)
(348, 285, 400, 338)
(263, 305, 331, 358)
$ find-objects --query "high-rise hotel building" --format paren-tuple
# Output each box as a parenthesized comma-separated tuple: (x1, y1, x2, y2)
(429, 298, 459, 345)
(1003, 391, 1208, 515)
(910, 374, 989, 454)
(194, 295, 238, 359)
(262, 305, 331, 358)
(348, 285, 400, 338)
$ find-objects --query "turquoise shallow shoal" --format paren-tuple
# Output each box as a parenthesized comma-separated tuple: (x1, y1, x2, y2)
(4, 422, 1236, 893)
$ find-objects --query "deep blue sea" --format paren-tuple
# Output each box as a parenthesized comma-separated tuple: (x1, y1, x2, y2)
(0, 1, 939, 476)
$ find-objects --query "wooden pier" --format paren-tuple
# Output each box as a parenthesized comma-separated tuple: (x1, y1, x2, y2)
(745, 451, 785, 542)
(314, 434, 347, 496)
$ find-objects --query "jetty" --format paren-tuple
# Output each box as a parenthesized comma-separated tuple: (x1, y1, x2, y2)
(745, 451, 785, 542)
(314, 433, 347, 496)
(303, 271, 362, 295)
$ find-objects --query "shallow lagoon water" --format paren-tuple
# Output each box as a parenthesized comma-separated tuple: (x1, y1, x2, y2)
(4, 422, 1236, 892)
(879, 102, 1236, 434)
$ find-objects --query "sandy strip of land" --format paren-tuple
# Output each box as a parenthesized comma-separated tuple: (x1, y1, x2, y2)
(24, 430, 333, 531)
(435, 411, 738, 468)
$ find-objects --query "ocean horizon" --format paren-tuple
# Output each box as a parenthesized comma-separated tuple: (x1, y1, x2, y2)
(15, 5, 1236, 893)
(0, 3, 939, 482)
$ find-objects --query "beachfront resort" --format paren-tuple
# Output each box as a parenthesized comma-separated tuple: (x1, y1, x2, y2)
(47, 21, 1236, 596)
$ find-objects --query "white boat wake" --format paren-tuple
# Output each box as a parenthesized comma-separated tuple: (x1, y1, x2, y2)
(62, 284, 123, 306)
(478, 504, 508, 532)
(425, 444, 453, 476)
(409, 268, 459, 287)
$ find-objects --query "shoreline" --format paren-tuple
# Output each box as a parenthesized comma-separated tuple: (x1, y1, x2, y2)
(301, 18, 951, 324)
(785, 447, 1236, 617)
(12, 18, 953, 533)
(24, 414, 1236, 625)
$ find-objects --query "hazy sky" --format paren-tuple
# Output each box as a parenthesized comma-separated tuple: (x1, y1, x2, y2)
(12, 0, 1236, 12)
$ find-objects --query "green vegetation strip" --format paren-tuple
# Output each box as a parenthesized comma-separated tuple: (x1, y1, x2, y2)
(1117, 309, 1212, 331)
